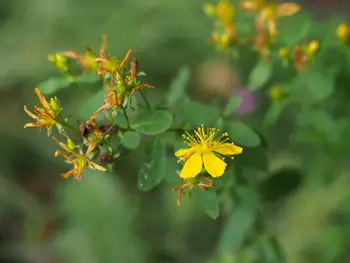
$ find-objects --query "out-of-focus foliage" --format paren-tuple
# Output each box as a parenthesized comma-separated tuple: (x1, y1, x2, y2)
(2, 0, 350, 263)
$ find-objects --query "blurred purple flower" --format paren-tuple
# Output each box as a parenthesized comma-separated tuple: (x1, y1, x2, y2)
(231, 88, 258, 116)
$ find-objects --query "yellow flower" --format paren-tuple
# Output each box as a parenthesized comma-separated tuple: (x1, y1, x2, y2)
(242, 0, 301, 38)
(217, 0, 235, 24)
(175, 125, 243, 179)
(305, 40, 319, 57)
(337, 24, 350, 43)
(52, 136, 106, 180)
(24, 88, 59, 135)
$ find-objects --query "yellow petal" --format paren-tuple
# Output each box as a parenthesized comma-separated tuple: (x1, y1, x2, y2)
(175, 148, 195, 157)
(213, 143, 243, 156)
(179, 152, 203, 179)
(276, 3, 301, 17)
(203, 152, 227, 177)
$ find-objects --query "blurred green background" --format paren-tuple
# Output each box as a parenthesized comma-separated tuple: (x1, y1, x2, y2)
(1, 0, 350, 263)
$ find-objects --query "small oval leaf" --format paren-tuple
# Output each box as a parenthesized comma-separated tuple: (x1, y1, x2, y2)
(38, 77, 72, 95)
(248, 58, 272, 91)
(167, 66, 190, 105)
(138, 137, 166, 191)
(226, 121, 261, 148)
(193, 188, 220, 219)
(120, 131, 141, 150)
(130, 110, 173, 135)
(223, 96, 243, 116)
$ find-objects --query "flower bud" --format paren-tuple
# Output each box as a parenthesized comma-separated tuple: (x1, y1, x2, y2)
(49, 97, 62, 113)
(337, 24, 350, 43)
(67, 138, 76, 151)
(305, 40, 319, 57)
(269, 86, 287, 101)
(278, 47, 289, 60)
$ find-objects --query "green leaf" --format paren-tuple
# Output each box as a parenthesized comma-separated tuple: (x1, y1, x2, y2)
(223, 96, 242, 116)
(297, 69, 335, 102)
(138, 137, 166, 191)
(193, 188, 219, 219)
(258, 234, 285, 263)
(248, 58, 272, 91)
(218, 187, 258, 254)
(80, 89, 105, 117)
(167, 66, 190, 105)
(226, 121, 261, 147)
(278, 11, 311, 45)
(263, 101, 288, 127)
(114, 113, 129, 129)
(74, 74, 100, 84)
(38, 77, 72, 94)
(236, 147, 269, 172)
(120, 131, 141, 150)
(181, 100, 221, 126)
(130, 110, 173, 135)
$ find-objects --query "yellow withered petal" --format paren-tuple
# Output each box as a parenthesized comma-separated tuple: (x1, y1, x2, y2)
(213, 143, 243, 156)
(202, 152, 227, 177)
(52, 136, 80, 157)
(55, 150, 73, 163)
(89, 161, 107, 172)
(175, 148, 195, 157)
(276, 3, 301, 17)
(179, 152, 203, 179)
(60, 169, 75, 179)
(24, 123, 41, 128)
(24, 105, 38, 120)
(34, 88, 55, 115)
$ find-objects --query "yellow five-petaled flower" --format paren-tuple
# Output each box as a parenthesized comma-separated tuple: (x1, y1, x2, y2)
(52, 136, 106, 180)
(175, 125, 243, 179)
(24, 88, 60, 135)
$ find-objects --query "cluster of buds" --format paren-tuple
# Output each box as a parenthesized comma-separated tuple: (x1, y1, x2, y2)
(24, 35, 155, 180)
(278, 40, 320, 71)
(337, 23, 350, 44)
(204, 0, 238, 51)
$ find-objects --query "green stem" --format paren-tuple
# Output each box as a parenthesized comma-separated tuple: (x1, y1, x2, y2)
(58, 116, 80, 134)
(122, 109, 131, 128)
(139, 90, 152, 109)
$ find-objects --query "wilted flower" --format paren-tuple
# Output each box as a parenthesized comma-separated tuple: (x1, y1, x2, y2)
(24, 88, 61, 135)
(52, 136, 106, 180)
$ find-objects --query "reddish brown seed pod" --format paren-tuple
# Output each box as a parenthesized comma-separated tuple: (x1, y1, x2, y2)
(130, 58, 138, 78)
(99, 124, 118, 134)
(99, 153, 112, 164)
(80, 122, 92, 137)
